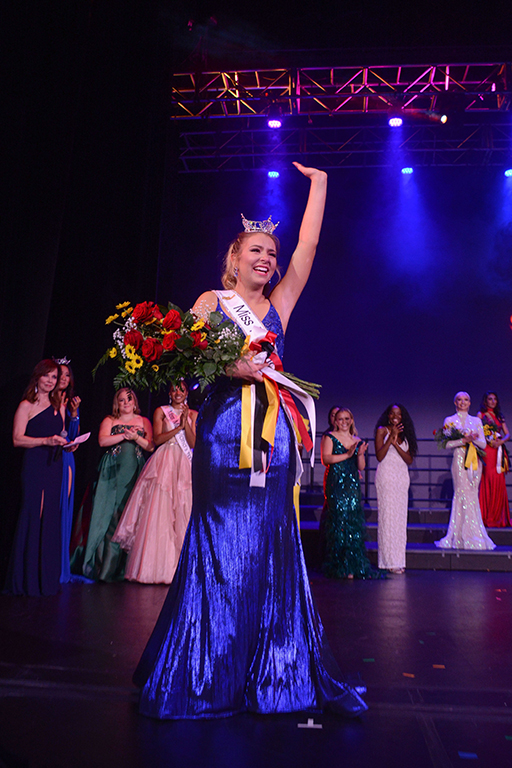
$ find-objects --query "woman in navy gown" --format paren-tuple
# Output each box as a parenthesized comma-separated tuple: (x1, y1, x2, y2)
(55, 361, 81, 583)
(134, 163, 367, 719)
(5, 359, 68, 596)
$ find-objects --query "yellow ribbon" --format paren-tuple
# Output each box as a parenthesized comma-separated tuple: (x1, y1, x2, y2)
(465, 442, 478, 471)
(293, 483, 301, 527)
(239, 383, 252, 469)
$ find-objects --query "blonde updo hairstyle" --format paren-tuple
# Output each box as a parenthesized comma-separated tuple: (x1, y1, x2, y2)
(221, 231, 281, 290)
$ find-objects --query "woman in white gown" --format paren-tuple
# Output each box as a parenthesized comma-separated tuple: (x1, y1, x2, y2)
(374, 404, 417, 573)
(112, 382, 197, 583)
(435, 391, 495, 551)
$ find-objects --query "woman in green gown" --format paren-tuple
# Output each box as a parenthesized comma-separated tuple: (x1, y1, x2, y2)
(321, 408, 383, 579)
(81, 388, 154, 581)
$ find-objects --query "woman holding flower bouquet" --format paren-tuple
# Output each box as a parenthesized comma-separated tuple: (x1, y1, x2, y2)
(133, 163, 367, 719)
(435, 392, 495, 550)
(477, 391, 510, 527)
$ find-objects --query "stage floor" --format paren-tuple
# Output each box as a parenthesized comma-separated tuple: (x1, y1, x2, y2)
(1, 570, 512, 768)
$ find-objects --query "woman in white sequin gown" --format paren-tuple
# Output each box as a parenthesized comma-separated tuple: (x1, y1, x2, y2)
(375, 404, 417, 573)
(435, 392, 495, 551)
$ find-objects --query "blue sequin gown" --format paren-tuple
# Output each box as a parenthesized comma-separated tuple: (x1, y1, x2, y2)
(134, 303, 367, 719)
(323, 435, 383, 579)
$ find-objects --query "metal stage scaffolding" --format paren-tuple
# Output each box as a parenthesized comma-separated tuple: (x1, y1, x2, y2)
(170, 61, 512, 172)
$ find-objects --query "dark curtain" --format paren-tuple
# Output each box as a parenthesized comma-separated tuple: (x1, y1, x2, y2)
(0, 0, 175, 580)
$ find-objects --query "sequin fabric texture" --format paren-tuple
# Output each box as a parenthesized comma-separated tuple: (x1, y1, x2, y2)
(134, 303, 367, 719)
(375, 435, 410, 570)
(323, 435, 384, 579)
(436, 444, 496, 550)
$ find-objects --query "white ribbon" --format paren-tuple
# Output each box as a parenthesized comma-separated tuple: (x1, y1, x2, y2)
(161, 405, 192, 463)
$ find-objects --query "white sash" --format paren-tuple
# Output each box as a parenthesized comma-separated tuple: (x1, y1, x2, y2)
(161, 406, 192, 463)
(214, 290, 316, 485)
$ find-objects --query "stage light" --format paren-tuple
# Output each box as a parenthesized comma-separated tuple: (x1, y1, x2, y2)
(389, 117, 403, 127)
(505, 169, 512, 177)
(267, 171, 280, 178)
(440, 114, 448, 124)
(267, 103, 282, 129)
(401, 167, 413, 175)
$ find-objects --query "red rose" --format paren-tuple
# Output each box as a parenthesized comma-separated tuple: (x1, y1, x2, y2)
(124, 330, 144, 350)
(162, 309, 181, 331)
(141, 337, 163, 361)
(162, 332, 179, 351)
(132, 301, 163, 324)
(191, 331, 208, 350)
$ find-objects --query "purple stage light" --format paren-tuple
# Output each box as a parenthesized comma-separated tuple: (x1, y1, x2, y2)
(267, 119, 282, 129)
(389, 117, 403, 127)
(267, 171, 280, 178)
(401, 167, 413, 175)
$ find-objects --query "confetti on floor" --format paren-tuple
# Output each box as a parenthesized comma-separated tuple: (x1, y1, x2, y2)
(402, 673, 415, 678)
(458, 752, 478, 759)
(362, 658, 375, 663)
(433, 664, 446, 669)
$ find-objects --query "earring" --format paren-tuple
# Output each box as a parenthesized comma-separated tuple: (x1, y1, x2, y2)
(35, 384, 38, 394)
(234, 266, 239, 278)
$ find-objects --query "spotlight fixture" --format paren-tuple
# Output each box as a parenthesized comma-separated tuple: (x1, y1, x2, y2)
(401, 167, 413, 175)
(440, 114, 448, 124)
(267, 103, 282, 129)
(267, 171, 280, 178)
(505, 169, 512, 177)
(388, 116, 403, 127)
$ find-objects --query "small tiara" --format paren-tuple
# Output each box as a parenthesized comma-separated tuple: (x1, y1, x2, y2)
(53, 356, 71, 365)
(241, 214, 279, 235)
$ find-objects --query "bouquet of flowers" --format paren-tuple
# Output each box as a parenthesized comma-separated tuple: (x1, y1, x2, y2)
(483, 423, 501, 444)
(94, 300, 321, 397)
(433, 423, 486, 460)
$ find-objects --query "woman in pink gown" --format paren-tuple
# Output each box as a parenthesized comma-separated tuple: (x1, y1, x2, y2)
(113, 382, 197, 583)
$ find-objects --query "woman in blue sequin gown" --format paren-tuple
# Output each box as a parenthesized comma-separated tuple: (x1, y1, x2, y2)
(55, 363, 81, 583)
(134, 163, 367, 719)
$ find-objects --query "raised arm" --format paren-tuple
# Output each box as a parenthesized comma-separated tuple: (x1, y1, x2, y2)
(270, 163, 328, 332)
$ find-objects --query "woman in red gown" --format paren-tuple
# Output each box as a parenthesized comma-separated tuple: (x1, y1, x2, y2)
(477, 391, 511, 527)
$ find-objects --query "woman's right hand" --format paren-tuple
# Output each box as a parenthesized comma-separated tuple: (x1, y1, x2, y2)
(46, 434, 68, 447)
(226, 357, 265, 382)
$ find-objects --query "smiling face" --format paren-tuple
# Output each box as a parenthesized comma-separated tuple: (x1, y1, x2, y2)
(388, 405, 402, 426)
(335, 410, 353, 432)
(454, 392, 471, 412)
(169, 381, 187, 406)
(233, 233, 277, 287)
(58, 365, 70, 392)
(37, 367, 59, 395)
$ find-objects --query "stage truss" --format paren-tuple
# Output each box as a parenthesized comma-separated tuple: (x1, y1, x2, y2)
(170, 61, 512, 171)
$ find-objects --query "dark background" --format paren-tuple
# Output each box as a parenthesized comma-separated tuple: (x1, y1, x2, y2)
(2, 0, 512, 578)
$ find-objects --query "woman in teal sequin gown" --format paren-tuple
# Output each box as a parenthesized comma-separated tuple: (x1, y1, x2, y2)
(322, 408, 383, 579)
(80, 388, 153, 581)
(134, 164, 367, 719)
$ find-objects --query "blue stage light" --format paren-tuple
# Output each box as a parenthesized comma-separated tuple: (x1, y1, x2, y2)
(401, 167, 414, 175)
(267, 171, 280, 178)
(389, 117, 403, 127)
(505, 169, 512, 177)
